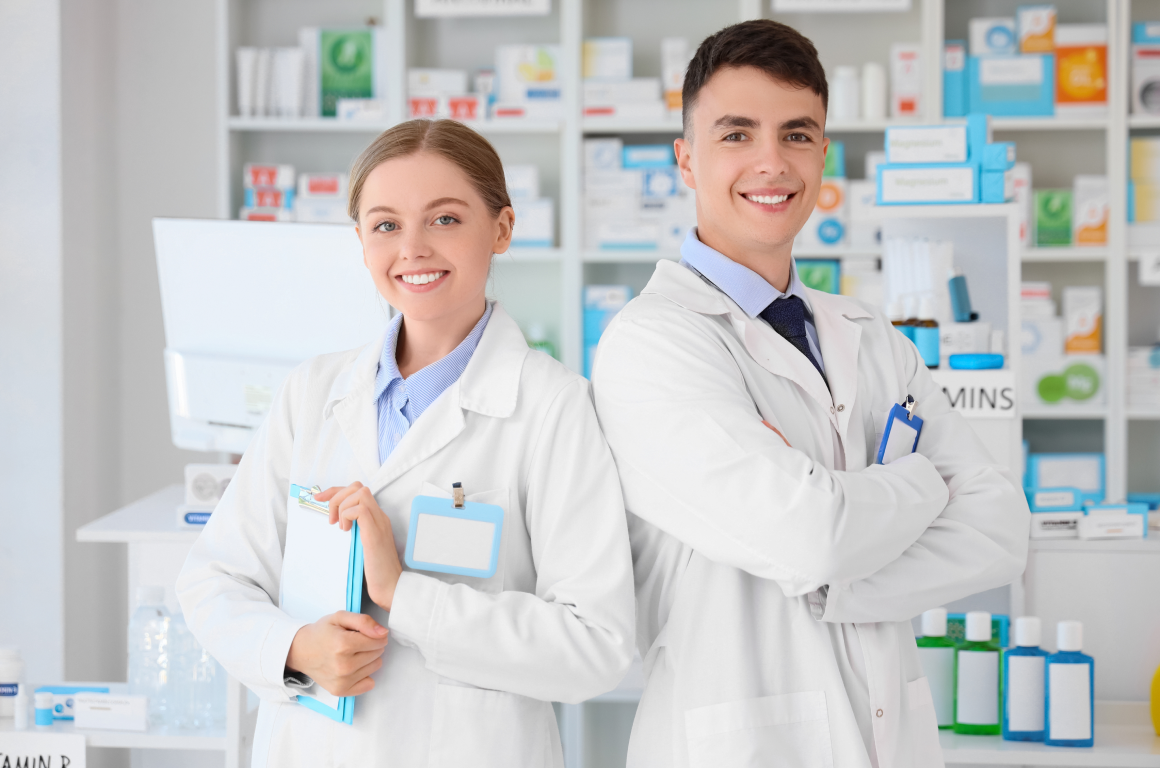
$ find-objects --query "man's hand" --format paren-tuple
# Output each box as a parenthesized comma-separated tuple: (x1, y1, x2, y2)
(285, 611, 389, 697)
(315, 482, 404, 611)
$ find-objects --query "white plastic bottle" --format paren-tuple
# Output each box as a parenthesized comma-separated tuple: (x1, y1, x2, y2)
(169, 615, 227, 730)
(0, 647, 25, 717)
(128, 585, 172, 725)
(13, 684, 29, 729)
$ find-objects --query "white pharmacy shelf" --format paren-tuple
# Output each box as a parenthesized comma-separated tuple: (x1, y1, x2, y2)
(581, 116, 684, 134)
(1022, 405, 1109, 420)
(0, 683, 226, 751)
(75, 484, 193, 544)
(228, 116, 561, 135)
(1128, 114, 1160, 129)
(1128, 407, 1160, 420)
(497, 247, 562, 263)
(1022, 246, 1110, 262)
(582, 248, 679, 264)
(1029, 538, 1160, 554)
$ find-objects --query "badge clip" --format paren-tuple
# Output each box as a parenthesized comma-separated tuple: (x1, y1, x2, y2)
(452, 482, 465, 509)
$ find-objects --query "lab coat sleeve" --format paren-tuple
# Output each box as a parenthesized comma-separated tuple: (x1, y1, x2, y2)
(176, 367, 309, 704)
(590, 309, 950, 598)
(819, 322, 1030, 624)
(385, 377, 635, 703)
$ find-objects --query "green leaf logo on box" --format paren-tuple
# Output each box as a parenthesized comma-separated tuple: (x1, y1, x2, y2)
(1037, 360, 1101, 403)
(1035, 189, 1073, 246)
(320, 30, 374, 117)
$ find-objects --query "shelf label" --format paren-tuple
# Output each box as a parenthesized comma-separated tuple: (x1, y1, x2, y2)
(0, 732, 86, 767)
(930, 370, 1017, 419)
(415, 0, 549, 16)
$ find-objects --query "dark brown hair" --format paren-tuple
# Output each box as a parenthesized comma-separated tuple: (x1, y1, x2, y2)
(682, 20, 828, 136)
(348, 119, 512, 221)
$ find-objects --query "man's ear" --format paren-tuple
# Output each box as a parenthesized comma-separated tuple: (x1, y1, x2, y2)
(675, 137, 696, 191)
(821, 136, 831, 170)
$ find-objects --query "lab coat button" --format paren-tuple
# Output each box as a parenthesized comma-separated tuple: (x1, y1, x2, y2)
(837, 404, 845, 412)
(876, 708, 884, 718)
(830, 406, 835, 414)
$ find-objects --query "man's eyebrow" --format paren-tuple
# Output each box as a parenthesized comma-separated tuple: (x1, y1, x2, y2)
(780, 116, 822, 132)
(711, 114, 759, 130)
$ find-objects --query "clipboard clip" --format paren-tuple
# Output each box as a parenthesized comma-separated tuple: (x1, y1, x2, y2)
(452, 482, 465, 509)
(295, 484, 329, 515)
(902, 395, 916, 419)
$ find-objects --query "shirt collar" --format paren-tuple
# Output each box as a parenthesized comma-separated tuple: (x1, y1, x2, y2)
(678, 227, 814, 318)
(373, 301, 494, 409)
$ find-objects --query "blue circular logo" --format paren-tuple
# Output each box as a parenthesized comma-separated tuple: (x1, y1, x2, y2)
(818, 219, 844, 244)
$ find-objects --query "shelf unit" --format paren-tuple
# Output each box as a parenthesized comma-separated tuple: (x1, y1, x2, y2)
(201, 1, 1160, 766)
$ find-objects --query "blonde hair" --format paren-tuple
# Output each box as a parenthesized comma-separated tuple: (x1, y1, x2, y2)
(348, 119, 512, 221)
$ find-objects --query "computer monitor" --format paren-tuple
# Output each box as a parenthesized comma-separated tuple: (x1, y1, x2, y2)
(153, 218, 392, 454)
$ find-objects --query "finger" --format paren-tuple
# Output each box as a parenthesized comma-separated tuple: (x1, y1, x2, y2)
(325, 484, 361, 524)
(332, 610, 389, 639)
(338, 498, 368, 533)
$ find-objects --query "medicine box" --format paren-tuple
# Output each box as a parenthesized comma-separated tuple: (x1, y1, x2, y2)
(239, 207, 293, 222)
(1078, 514, 1145, 540)
(885, 125, 968, 164)
(982, 168, 1014, 203)
(295, 197, 349, 224)
(642, 167, 681, 198)
(492, 100, 564, 120)
(1085, 501, 1149, 536)
(298, 173, 348, 199)
(582, 102, 666, 121)
(982, 142, 1016, 171)
(941, 321, 992, 358)
(585, 138, 623, 170)
(823, 140, 845, 178)
(407, 68, 467, 96)
(1034, 189, 1072, 245)
(1131, 45, 1160, 114)
(1072, 175, 1108, 245)
(505, 164, 540, 200)
(662, 38, 689, 111)
(495, 45, 561, 103)
(184, 463, 237, 507)
(1063, 286, 1102, 353)
(243, 187, 294, 210)
(1134, 22, 1160, 43)
(968, 54, 1055, 117)
(74, 693, 148, 732)
(1028, 487, 1086, 512)
(944, 41, 968, 118)
(1021, 317, 1064, 359)
(1013, 162, 1033, 245)
(584, 285, 633, 378)
(970, 17, 1017, 56)
(1022, 354, 1105, 408)
(582, 37, 632, 81)
(1030, 511, 1084, 539)
(623, 144, 674, 168)
(1054, 25, 1108, 114)
(1027, 453, 1105, 505)
(583, 79, 661, 107)
(35, 686, 110, 720)
(511, 199, 553, 247)
(847, 180, 881, 249)
(890, 43, 922, 117)
(243, 163, 294, 190)
(877, 163, 979, 205)
(1017, 5, 1056, 53)
(967, 113, 992, 158)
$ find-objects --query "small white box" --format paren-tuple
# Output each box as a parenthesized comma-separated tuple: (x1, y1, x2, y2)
(864, 151, 887, 182)
(878, 166, 975, 204)
(1030, 512, 1084, 539)
(1073, 175, 1108, 246)
(1078, 514, 1145, 540)
(297, 173, 349, 199)
(1063, 286, 1102, 354)
(582, 101, 666, 121)
(1022, 317, 1064, 359)
(505, 165, 540, 200)
(408, 68, 468, 96)
(492, 101, 564, 120)
(295, 197, 350, 224)
(1012, 162, 1033, 245)
(74, 693, 149, 732)
(495, 45, 561, 103)
(890, 43, 922, 117)
(583, 38, 632, 81)
(661, 38, 689, 111)
(886, 126, 968, 164)
(597, 221, 659, 249)
(970, 17, 1017, 56)
(583, 78, 662, 106)
(847, 180, 881, 249)
(511, 198, 553, 247)
(1132, 45, 1160, 114)
(336, 98, 386, 121)
(185, 464, 237, 506)
(585, 169, 642, 196)
(585, 138, 623, 170)
(941, 321, 992, 358)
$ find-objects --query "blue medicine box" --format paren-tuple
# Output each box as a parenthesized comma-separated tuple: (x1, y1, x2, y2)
(981, 168, 1012, 203)
(1128, 492, 1160, 509)
(944, 41, 968, 118)
(967, 113, 992, 160)
(623, 144, 674, 168)
(876, 162, 980, 205)
(1027, 453, 1105, 505)
(968, 54, 1055, 117)
(982, 142, 1016, 171)
(583, 285, 633, 378)
(1134, 22, 1160, 44)
(1027, 487, 1086, 512)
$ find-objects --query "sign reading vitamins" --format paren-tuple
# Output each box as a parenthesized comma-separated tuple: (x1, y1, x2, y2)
(930, 370, 1017, 418)
(0, 732, 86, 767)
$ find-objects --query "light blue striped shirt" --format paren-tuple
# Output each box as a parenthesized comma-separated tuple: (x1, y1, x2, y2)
(679, 228, 825, 373)
(373, 302, 493, 464)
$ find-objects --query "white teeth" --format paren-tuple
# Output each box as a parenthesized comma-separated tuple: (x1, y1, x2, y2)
(401, 271, 446, 285)
(747, 193, 790, 205)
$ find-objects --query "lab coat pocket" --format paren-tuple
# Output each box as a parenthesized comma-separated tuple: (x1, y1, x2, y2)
(684, 691, 834, 768)
(428, 683, 552, 768)
(413, 482, 508, 594)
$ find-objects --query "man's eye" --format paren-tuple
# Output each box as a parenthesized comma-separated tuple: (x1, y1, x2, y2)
(724, 132, 747, 142)
(786, 132, 812, 142)
(435, 215, 458, 225)
(376, 221, 397, 232)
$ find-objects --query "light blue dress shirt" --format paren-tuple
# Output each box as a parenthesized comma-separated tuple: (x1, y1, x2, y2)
(373, 301, 493, 464)
(679, 228, 826, 374)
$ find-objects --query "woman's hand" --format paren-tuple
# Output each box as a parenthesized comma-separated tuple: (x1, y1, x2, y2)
(285, 611, 388, 697)
(315, 482, 404, 612)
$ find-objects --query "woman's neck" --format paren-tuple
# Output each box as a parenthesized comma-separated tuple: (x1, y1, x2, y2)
(395, 296, 488, 378)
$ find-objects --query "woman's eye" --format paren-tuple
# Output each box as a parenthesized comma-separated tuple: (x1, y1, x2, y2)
(435, 215, 458, 226)
(375, 221, 397, 232)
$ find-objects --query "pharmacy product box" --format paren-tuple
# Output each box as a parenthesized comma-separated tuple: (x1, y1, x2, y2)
(36, 685, 110, 720)
(944, 41, 968, 117)
(1131, 45, 1160, 114)
(982, 168, 1014, 203)
(823, 140, 845, 178)
(864, 151, 887, 182)
(495, 45, 561, 103)
(511, 198, 553, 247)
(596, 221, 658, 250)
(582, 102, 666, 121)
(1028, 487, 1086, 512)
(1022, 354, 1105, 407)
(336, 98, 386, 121)
(662, 38, 689, 111)
(1134, 22, 1160, 43)
(642, 167, 681, 198)
(1054, 25, 1108, 115)
(623, 144, 674, 168)
(244, 187, 295, 209)
(967, 113, 992, 157)
(243, 163, 294, 190)
(407, 68, 467, 96)
(1034, 189, 1072, 245)
(448, 95, 481, 121)
(890, 43, 922, 118)
(1063, 286, 1101, 354)
(971, 17, 1017, 56)
(1128, 346, 1160, 408)
(295, 197, 349, 224)
(184, 463, 235, 507)
(1030, 511, 1084, 539)
(239, 207, 293, 222)
(1072, 176, 1108, 245)
(585, 169, 643, 196)
(583, 79, 661, 106)
(298, 173, 348, 198)
(74, 693, 148, 732)
(582, 37, 632, 81)
(876, 162, 979, 205)
(1022, 317, 1064, 359)
(885, 125, 968, 164)
(1078, 514, 1145, 540)
(816, 177, 847, 217)
(1028, 453, 1105, 505)
(941, 321, 992, 359)
(982, 142, 1016, 171)
(797, 211, 846, 249)
(492, 100, 563, 121)
(1018, 5, 1056, 53)
(1085, 501, 1149, 537)
(968, 55, 1055, 116)
(847, 180, 881, 249)
(583, 285, 633, 378)
(1131, 137, 1160, 180)
(505, 165, 540, 200)
(585, 138, 623, 170)
(1128, 492, 1160, 510)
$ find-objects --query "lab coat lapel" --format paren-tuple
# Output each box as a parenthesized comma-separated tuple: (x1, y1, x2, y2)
(328, 336, 387, 484)
(369, 387, 466, 495)
(808, 289, 873, 438)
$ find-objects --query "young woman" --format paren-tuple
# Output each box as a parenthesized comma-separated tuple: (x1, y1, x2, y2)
(177, 119, 635, 767)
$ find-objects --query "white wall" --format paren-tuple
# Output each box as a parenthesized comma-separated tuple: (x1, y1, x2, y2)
(0, 0, 65, 683)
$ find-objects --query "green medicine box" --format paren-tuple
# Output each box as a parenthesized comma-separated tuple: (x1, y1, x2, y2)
(320, 29, 375, 118)
(1035, 190, 1073, 246)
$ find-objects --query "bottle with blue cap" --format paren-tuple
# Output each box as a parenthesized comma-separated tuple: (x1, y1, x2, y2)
(1045, 620, 1094, 747)
(1003, 616, 1048, 741)
(954, 610, 1001, 734)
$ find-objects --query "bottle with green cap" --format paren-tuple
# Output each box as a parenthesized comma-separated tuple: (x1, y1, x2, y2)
(1045, 620, 1094, 747)
(953, 610, 1001, 734)
(916, 607, 955, 728)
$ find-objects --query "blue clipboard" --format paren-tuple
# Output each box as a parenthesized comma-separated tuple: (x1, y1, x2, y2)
(876, 396, 924, 465)
(405, 484, 503, 579)
(288, 483, 364, 725)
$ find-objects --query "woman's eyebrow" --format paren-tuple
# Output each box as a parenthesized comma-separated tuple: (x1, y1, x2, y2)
(424, 197, 469, 210)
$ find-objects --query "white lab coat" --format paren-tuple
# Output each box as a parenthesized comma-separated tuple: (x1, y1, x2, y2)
(591, 261, 1029, 768)
(177, 303, 635, 768)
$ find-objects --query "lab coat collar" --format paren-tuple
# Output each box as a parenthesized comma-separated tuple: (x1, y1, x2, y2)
(807, 288, 874, 438)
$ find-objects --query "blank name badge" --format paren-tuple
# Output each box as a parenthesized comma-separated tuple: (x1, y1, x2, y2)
(404, 495, 504, 578)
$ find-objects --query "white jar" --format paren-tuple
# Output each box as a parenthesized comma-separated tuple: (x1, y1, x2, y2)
(0, 647, 26, 717)
(831, 66, 860, 121)
(861, 62, 887, 120)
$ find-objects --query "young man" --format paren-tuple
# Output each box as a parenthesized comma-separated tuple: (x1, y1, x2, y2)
(591, 20, 1029, 768)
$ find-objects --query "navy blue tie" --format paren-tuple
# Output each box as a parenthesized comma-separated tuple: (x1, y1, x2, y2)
(759, 295, 826, 381)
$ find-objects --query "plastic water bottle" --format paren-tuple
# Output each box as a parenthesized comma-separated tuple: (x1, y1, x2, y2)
(127, 585, 171, 725)
(169, 615, 227, 730)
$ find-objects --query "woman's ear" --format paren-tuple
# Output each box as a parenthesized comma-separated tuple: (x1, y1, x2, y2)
(492, 206, 515, 254)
